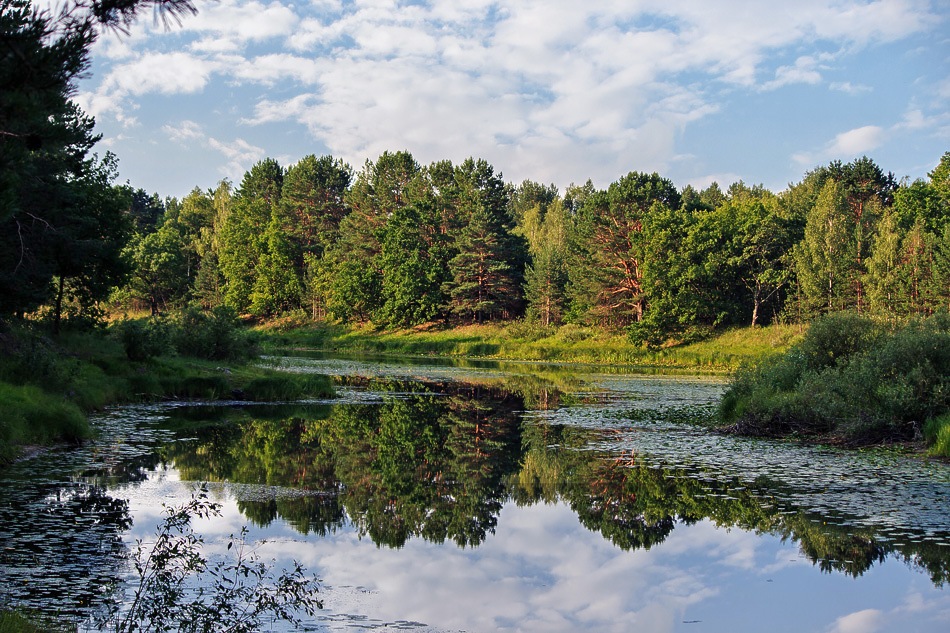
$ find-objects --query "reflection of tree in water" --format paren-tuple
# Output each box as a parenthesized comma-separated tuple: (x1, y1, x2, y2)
(162, 385, 950, 584)
(513, 423, 950, 584)
(332, 384, 524, 548)
(166, 382, 525, 548)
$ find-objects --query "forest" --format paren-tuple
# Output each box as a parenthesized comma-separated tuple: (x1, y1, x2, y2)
(7, 137, 950, 346)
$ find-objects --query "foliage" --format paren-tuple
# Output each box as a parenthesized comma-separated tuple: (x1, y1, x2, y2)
(0, 0, 196, 322)
(103, 485, 322, 633)
(444, 158, 527, 323)
(113, 315, 171, 361)
(720, 312, 950, 443)
(173, 306, 257, 361)
(113, 307, 257, 362)
(376, 201, 449, 327)
(568, 172, 681, 328)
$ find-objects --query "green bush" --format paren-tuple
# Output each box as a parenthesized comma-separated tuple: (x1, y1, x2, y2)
(173, 306, 258, 361)
(719, 312, 950, 443)
(794, 311, 883, 371)
(113, 317, 171, 361)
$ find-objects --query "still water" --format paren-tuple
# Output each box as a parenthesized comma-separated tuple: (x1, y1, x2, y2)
(1, 355, 949, 632)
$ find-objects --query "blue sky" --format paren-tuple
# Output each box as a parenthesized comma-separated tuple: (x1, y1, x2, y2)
(74, 0, 950, 200)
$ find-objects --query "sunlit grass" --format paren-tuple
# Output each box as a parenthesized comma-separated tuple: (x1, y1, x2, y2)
(924, 413, 950, 458)
(259, 320, 803, 371)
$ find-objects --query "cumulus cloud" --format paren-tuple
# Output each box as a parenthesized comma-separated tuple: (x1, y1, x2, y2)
(793, 125, 887, 166)
(79, 0, 943, 191)
(825, 609, 885, 633)
(829, 125, 887, 155)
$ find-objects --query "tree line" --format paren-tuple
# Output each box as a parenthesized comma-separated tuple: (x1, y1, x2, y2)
(3, 2, 948, 343)
(107, 149, 950, 344)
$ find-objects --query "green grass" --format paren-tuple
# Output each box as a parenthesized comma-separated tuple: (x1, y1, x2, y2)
(0, 610, 64, 632)
(259, 320, 803, 371)
(0, 322, 334, 464)
(924, 412, 950, 458)
(0, 383, 89, 462)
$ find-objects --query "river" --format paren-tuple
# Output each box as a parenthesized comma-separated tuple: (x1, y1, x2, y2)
(1, 354, 949, 632)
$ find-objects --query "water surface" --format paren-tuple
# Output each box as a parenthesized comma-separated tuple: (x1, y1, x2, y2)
(1, 355, 948, 631)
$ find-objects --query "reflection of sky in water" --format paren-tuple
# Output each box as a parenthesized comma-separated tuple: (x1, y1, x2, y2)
(5, 358, 948, 631)
(116, 473, 950, 633)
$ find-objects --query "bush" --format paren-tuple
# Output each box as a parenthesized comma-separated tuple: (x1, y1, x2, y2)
(719, 312, 950, 444)
(794, 311, 883, 371)
(104, 486, 321, 632)
(113, 317, 172, 361)
(173, 307, 258, 362)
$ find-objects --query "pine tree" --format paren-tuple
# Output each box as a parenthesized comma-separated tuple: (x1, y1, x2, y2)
(445, 159, 526, 323)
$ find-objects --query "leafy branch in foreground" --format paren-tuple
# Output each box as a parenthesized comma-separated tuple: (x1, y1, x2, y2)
(104, 485, 322, 633)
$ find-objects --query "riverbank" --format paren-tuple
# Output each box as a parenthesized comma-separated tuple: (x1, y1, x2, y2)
(257, 318, 802, 371)
(0, 320, 334, 465)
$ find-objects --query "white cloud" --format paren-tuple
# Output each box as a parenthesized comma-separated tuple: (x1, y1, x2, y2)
(825, 609, 885, 633)
(163, 120, 204, 143)
(78, 0, 944, 194)
(830, 81, 873, 94)
(101, 52, 216, 97)
(180, 0, 299, 42)
(829, 125, 887, 155)
(793, 125, 887, 166)
(763, 56, 825, 91)
(162, 120, 266, 180)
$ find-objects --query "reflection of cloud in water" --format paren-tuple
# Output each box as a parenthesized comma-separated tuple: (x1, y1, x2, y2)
(115, 474, 950, 633)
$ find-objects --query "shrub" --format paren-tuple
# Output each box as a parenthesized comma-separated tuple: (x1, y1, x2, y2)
(719, 312, 950, 443)
(794, 311, 883, 372)
(113, 317, 171, 361)
(104, 486, 321, 632)
(173, 307, 258, 362)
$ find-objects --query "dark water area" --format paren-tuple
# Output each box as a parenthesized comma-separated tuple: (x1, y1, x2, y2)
(1, 356, 949, 631)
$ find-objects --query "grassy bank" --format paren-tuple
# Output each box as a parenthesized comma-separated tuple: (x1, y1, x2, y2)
(0, 316, 334, 464)
(258, 317, 802, 371)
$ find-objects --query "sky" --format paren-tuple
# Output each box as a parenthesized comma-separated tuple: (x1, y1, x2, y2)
(73, 0, 950, 200)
